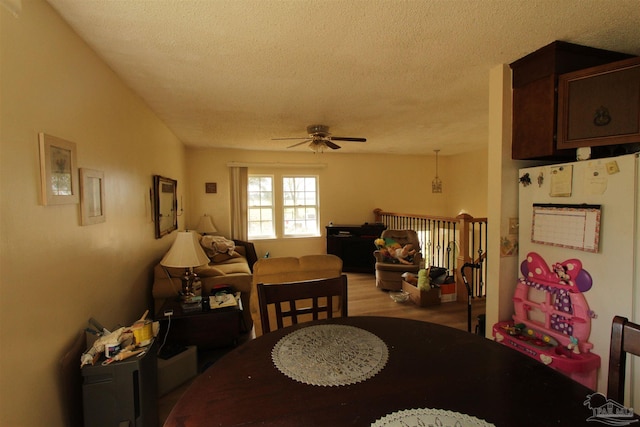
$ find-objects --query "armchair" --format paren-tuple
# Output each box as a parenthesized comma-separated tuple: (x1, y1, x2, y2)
(374, 229, 423, 290)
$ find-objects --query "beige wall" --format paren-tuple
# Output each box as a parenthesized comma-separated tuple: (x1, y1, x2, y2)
(445, 148, 488, 218)
(186, 148, 488, 258)
(1, 2, 488, 426)
(486, 64, 519, 336)
(1, 2, 185, 425)
(3, 1, 632, 419)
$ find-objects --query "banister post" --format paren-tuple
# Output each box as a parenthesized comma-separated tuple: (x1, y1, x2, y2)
(455, 212, 473, 302)
(373, 208, 383, 223)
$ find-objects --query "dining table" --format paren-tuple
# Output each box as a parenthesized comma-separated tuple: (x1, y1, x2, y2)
(164, 316, 639, 426)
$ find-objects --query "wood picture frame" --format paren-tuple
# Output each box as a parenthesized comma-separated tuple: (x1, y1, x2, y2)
(205, 182, 217, 193)
(153, 175, 178, 238)
(38, 133, 79, 205)
(80, 168, 105, 225)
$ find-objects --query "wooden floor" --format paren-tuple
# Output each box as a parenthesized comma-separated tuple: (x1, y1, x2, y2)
(346, 273, 486, 331)
(157, 272, 486, 426)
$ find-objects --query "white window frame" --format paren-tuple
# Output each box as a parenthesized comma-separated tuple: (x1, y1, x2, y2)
(282, 175, 319, 237)
(248, 175, 276, 239)
(247, 173, 320, 239)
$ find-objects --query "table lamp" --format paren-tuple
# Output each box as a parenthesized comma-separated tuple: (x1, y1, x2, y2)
(160, 231, 210, 299)
(196, 214, 218, 235)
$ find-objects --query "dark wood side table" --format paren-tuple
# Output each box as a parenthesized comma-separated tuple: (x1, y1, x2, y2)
(157, 298, 243, 349)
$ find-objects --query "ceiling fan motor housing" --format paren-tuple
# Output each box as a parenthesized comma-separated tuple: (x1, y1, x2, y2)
(307, 124, 330, 137)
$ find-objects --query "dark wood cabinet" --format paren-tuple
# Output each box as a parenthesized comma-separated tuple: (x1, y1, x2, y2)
(326, 223, 386, 273)
(511, 41, 633, 160)
(557, 56, 640, 150)
(157, 299, 242, 349)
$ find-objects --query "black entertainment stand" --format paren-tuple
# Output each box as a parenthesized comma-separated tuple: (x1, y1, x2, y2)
(326, 223, 386, 273)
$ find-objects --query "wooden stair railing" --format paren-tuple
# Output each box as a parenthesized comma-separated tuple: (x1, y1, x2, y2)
(373, 208, 488, 302)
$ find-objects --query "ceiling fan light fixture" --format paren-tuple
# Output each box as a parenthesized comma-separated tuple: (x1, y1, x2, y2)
(432, 149, 442, 193)
(274, 124, 365, 152)
(309, 140, 327, 153)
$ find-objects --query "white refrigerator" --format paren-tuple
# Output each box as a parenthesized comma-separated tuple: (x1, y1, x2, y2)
(517, 153, 639, 407)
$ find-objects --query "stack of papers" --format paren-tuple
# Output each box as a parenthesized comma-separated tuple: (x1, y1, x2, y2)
(209, 292, 238, 309)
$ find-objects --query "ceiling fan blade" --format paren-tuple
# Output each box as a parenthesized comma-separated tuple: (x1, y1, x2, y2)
(330, 137, 367, 142)
(287, 139, 312, 148)
(325, 140, 341, 150)
(272, 137, 309, 140)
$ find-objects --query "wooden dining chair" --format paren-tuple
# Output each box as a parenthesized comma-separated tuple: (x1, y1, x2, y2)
(607, 315, 640, 403)
(257, 275, 348, 333)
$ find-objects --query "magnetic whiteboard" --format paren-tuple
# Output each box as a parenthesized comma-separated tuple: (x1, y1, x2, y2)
(531, 204, 601, 252)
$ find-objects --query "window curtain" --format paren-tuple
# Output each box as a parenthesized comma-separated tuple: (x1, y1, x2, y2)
(229, 166, 248, 241)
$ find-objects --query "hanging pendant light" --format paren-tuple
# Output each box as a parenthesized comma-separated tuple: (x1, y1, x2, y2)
(432, 149, 442, 193)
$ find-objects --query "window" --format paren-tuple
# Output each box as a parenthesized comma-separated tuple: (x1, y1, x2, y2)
(248, 175, 275, 238)
(283, 176, 319, 237)
(248, 174, 320, 239)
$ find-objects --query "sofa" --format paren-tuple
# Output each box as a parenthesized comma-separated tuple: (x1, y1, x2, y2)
(249, 254, 343, 337)
(374, 229, 423, 291)
(152, 235, 258, 331)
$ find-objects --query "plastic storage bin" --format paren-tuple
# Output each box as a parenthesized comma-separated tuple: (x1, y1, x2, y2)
(157, 345, 197, 396)
(82, 340, 158, 427)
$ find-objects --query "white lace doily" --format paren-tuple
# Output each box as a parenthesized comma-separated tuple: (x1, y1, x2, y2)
(371, 408, 495, 427)
(271, 324, 389, 387)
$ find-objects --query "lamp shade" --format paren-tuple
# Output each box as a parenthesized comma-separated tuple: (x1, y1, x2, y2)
(160, 231, 210, 268)
(196, 214, 218, 234)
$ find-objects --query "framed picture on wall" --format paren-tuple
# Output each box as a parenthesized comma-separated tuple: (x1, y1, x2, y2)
(153, 175, 178, 238)
(80, 168, 105, 225)
(38, 133, 79, 205)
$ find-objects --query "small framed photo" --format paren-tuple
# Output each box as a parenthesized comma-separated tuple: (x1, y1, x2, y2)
(38, 133, 79, 205)
(205, 182, 217, 193)
(80, 168, 105, 225)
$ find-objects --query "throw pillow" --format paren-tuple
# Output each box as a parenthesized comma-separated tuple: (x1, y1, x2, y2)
(194, 265, 226, 277)
(210, 251, 241, 263)
(201, 235, 236, 259)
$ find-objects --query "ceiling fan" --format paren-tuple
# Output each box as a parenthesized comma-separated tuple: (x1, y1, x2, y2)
(272, 125, 366, 152)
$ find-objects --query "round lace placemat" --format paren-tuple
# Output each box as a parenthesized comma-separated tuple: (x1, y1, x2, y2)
(371, 408, 495, 427)
(271, 324, 389, 387)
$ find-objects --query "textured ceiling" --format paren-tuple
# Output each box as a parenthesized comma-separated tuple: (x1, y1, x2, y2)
(47, 0, 640, 155)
